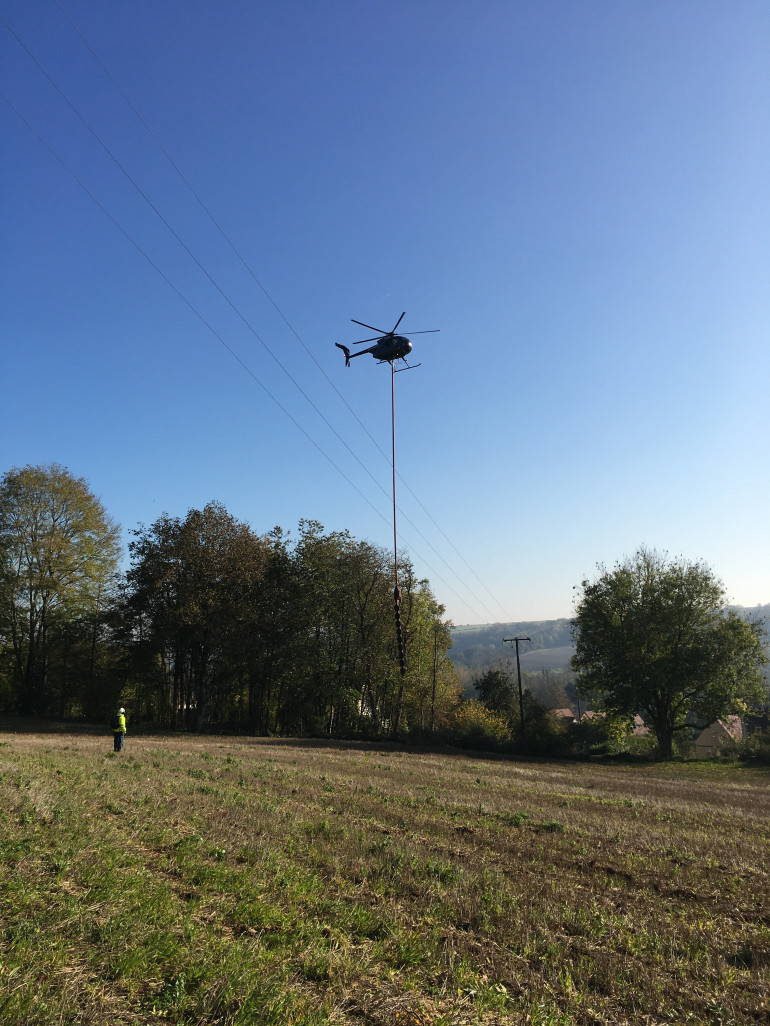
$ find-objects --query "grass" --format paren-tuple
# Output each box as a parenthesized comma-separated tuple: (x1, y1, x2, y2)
(0, 732, 768, 1024)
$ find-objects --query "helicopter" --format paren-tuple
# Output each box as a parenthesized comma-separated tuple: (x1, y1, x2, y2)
(335, 312, 439, 372)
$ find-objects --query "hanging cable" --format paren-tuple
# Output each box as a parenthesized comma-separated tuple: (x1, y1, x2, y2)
(47, 1, 516, 626)
(1, 88, 494, 625)
(3, 10, 519, 623)
(3, 11, 509, 622)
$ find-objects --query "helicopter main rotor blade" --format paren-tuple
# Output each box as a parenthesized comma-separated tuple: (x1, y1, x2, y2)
(351, 318, 390, 334)
(404, 329, 440, 335)
(390, 312, 406, 334)
(352, 336, 382, 345)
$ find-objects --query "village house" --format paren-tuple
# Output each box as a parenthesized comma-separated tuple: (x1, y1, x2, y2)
(694, 716, 743, 758)
(550, 707, 577, 724)
(632, 714, 649, 736)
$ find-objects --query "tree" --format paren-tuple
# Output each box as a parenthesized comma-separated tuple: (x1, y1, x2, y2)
(125, 503, 271, 730)
(400, 581, 457, 732)
(572, 547, 768, 758)
(451, 699, 512, 748)
(0, 464, 121, 716)
(473, 666, 515, 715)
(290, 521, 396, 736)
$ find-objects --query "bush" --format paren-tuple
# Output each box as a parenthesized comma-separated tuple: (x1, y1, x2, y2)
(511, 701, 571, 756)
(737, 730, 770, 765)
(450, 700, 512, 749)
(567, 714, 653, 759)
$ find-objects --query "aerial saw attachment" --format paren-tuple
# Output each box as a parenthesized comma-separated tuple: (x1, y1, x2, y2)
(333, 309, 440, 698)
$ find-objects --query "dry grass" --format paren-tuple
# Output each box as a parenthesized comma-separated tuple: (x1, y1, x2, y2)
(0, 730, 768, 1024)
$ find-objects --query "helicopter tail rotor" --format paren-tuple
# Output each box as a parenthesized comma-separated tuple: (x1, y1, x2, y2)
(335, 342, 351, 367)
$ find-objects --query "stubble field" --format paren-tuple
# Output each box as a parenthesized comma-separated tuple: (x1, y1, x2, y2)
(0, 730, 768, 1025)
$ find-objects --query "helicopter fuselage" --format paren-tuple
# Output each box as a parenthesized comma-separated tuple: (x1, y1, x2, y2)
(336, 312, 435, 370)
(365, 335, 413, 362)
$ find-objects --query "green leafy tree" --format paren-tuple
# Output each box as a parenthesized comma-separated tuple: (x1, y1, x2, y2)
(400, 580, 457, 732)
(290, 521, 396, 736)
(121, 507, 459, 738)
(572, 547, 768, 758)
(0, 464, 121, 716)
(515, 689, 568, 754)
(473, 666, 515, 715)
(242, 527, 299, 735)
(126, 503, 271, 730)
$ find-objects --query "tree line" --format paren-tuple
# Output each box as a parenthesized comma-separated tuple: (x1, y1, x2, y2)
(2, 465, 767, 757)
(0, 465, 457, 735)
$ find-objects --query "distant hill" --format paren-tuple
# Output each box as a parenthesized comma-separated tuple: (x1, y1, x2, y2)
(448, 620, 575, 675)
(518, 645, 575, 672)
(449, 605, 769, 680)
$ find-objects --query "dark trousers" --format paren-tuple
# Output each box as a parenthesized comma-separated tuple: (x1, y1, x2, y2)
(113, 732, 124, 752)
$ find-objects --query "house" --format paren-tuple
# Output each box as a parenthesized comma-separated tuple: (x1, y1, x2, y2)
(632, 714, 649, 736)
(550, 707, 576, 724)
(694, 716, 743, 758)
(581, 710, 650, 737)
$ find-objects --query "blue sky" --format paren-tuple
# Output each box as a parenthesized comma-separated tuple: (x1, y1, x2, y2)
(2, 0, 768, 625)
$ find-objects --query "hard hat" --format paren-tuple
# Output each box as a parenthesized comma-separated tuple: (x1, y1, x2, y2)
(118, 707, 125, 714)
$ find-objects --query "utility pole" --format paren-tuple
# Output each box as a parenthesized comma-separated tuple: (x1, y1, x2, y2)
(503, 636, 531, 736)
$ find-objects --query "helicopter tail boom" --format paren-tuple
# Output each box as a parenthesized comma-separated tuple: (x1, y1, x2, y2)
(335, 343, 351, 367)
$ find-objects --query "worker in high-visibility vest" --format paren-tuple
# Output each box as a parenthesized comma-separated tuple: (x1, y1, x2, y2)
(112, 707, 127, 752)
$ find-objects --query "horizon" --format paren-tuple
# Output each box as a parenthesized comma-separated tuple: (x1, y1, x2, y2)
(449, 599, 770, 633)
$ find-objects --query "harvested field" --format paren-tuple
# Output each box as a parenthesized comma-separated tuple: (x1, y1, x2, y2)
(0, 730, 768, 1024)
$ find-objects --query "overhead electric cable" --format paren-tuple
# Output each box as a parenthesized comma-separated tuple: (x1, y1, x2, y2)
(48, 0, 516, 625)
(4, 21, 504, 627)
(0, 88, 491, 624)
(0, 94, 379, 521)
(3, 13, 506, 624)
(52, 0, 402, 456)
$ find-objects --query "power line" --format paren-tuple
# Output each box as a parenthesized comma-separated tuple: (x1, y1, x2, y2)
(0, 88, 492, 624)
(3, 12, 493, 612)
(49, 0, 515, 626)
(0, 93, 378, 519)
(3, 10, 514, 623)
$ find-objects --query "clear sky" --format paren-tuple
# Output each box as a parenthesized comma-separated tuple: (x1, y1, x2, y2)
(2, 0, 768, 625)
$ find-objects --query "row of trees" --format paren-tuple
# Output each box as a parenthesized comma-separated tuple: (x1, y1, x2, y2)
(2, 465, 767, 756)
(0, 465, 457, 734)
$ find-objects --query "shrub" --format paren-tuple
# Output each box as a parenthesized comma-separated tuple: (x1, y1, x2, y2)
(511, 698, 571, 756)
(568, 712, 650, 758)
(737, 729, 770, 765)
(450, 700, 512, 749)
